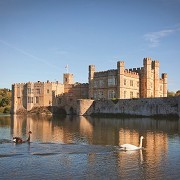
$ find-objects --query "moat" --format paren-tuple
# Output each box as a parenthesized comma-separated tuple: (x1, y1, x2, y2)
(0, 115, 180, 179)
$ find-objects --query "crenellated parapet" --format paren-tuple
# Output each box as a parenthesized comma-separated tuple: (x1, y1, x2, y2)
(117, 61, 125, 67)
(143, 57, 152, 65)
(124, 69, 139, 78)
(73, 82, 89, 87)
(12, 82, 26, 87)
(152, 60, 160, 69)
(94, 69, 117, 78)
(162, 73, 167, 79)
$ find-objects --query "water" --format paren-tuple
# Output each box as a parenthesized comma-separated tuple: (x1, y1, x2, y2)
(0, 115, 180, 180)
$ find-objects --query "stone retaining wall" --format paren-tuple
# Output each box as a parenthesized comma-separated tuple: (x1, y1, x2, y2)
(77, 96, 180, 118)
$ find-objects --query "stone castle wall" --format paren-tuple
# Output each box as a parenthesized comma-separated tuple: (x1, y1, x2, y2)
(78, 96, 180, 118)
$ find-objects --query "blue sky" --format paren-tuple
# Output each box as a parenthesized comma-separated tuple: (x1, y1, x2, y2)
(0, 0, 180, 92)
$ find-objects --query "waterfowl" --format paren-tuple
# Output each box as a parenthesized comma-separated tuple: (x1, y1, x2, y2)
(13, 131, 32, 143)
(120, 136, 144, 151)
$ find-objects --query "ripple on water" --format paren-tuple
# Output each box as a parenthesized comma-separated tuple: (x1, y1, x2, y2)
(0, 139, 12, 144)
(0, 153, 24, 158)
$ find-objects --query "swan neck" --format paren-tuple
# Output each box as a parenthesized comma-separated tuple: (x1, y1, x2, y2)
(139, 138, 143, 148)
(27, 133, 31, 142)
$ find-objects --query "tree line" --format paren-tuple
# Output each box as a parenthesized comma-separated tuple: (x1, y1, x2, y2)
(0, 88, 11, 114)
(167, 90, 180, 97)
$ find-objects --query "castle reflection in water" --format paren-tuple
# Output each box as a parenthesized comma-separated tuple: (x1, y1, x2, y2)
(11, 115, 179, 169)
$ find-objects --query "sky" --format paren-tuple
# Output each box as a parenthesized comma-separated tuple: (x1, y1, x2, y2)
(0, 0, 180, 92)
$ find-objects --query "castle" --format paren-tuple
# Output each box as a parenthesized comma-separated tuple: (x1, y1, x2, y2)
(12, 57, 167, 114)
(89, 57, 167, 99)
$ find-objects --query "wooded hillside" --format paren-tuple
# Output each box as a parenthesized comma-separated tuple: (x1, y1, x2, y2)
(0, 88, 11, 114)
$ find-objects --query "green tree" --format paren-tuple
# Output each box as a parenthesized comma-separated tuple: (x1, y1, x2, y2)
(175, 90, 180, 96)
(167, 90, 175, 97)
(0, 97, 10, 107)
(0, 88, 12, 114)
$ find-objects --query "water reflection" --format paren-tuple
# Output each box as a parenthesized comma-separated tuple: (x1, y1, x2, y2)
(6, 115, 180, 145)
(10, 115, 179, 171)
(0, 115, 180, 179)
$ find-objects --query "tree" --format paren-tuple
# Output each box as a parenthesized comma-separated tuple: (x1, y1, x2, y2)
(0, 97, 10, 107)
(0, 88, 11, 114)
(175, 90, 180, 96)
(167, 90, 175, 97)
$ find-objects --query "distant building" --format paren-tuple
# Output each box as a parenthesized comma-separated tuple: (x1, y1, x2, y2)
(88, 57, 167, 99)
(12, 57, 167, 114)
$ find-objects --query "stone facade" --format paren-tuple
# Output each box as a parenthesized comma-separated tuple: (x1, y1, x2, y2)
(77, 96, 180, 118)
(12, 74, 89, 114)
(89, 57, 167, 99)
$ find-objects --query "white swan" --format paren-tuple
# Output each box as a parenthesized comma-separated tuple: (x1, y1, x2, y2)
(120, 136, 144, 151)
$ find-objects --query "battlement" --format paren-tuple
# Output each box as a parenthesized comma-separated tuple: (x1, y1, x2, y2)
(89, 65, 96, 71)
(73, 82, 89, 87)
(117, 61, 125, 67)
(152, 60, 160, 68)
(12, 83, 26, 87)
(124, 69, 139, 78)
(94, 69, 117, 77)
(128, 67, 142, 73)
(13, 80, 63, 89)
(162, 73, 167, 79)
(143, 57, 152, 65)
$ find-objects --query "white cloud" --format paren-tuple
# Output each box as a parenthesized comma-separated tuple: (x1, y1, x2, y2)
(144, 27, 180, 47)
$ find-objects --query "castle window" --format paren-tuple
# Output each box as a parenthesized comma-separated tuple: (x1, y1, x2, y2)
(124, 79, 126, 86)
(108, 77, 116, 86)
(124, 91, 126, 98)
(27, 88, 31, 94)
(130, 80, 133, 86)
(28, 97, 31, 103)
(108, 90, 115, 99)
(160, 85, 162, 91)
(27, 97, 33, 103)
(94, 80, 98, 88)
(137, 81, 139, 87)
(130, 91, 133, 98)
(47, 89, 49, 93)
(36, 89, 40, 94)
(35, 97, 39, 103)
(99, 80, 104, 88)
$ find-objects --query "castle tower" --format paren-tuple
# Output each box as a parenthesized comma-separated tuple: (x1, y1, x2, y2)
(63, 73, 74, 85)
(152, 60, 160, 97)
(26, 82, 34, 111)
(88, 65, 95, 99)
(143, 57, 152, 97)
(162, 73, 167, 97)
(117, 61, 125, 99)
(11, 84, 17, 114)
